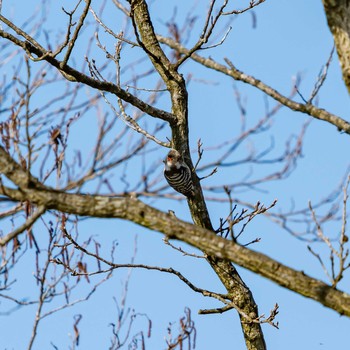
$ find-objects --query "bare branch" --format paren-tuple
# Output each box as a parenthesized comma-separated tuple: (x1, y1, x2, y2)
(157, 35, 350, 134)
(223, 0, 266, 15)
(0, 154, 348, 316)
(174, 0, 230, 68)
(307, 175, 350, 286)
(163, 237, 205, 259)
(60, 0, 91, 68)
(308, 46, 335, 103)
(0, 205, 46, 246)
(0, 21, 175, 122)
(89, 5, 138, 47)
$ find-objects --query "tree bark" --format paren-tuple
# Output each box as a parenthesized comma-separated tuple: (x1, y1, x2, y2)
(323, 0, 350, 94)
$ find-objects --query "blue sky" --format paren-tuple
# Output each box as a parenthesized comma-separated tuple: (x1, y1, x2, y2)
(1, 1, 350, 349)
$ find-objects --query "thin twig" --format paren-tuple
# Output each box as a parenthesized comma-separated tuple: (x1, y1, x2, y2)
(308, 46, 334, 104)
(163, 237, 205, 258)
(89, 5, 138, 47)
(61, 0, 91, 68)
(222, 0, 266, 15)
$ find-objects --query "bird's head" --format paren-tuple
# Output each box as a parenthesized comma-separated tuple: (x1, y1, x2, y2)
(164, 149, 182, 169)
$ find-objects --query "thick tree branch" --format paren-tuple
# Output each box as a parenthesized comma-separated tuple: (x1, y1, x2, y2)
(0, 146, 349, 318)
(128, 0, 178, 87)
(157, 35, 350, 134)
(323, 0, 350, 94)
(128, 0, 188, 138)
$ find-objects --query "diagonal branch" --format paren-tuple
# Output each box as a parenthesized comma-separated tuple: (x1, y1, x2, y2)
(0, 205, 46, 246)
(128, 0, 180, 90)
(0, 19, 175, 123)
(157, 35, 350, 134)
(173, 0, 229, 69)
(0, 145, 349, 318)
(128, 0, 188, 139)
(60, 0, 91, 67)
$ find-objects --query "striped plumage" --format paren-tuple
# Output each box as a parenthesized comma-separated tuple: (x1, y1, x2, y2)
(164, 149, 195, 198)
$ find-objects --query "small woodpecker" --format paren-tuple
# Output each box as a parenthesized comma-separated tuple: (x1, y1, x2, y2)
(163, 149, 195, 198)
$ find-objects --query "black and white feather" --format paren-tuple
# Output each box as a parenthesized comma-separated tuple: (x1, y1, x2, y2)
(164, 149, 195, 198)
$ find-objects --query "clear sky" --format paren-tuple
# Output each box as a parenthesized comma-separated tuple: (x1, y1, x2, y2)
(1, 1, 350, 349)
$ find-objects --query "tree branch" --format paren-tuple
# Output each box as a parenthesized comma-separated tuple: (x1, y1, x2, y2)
(0, 205, 46, 246)
(0, 17, 175, 123)
(0, 146, 349, 318)
(323, 0, 350, 94)
(157, 35, 350, 134)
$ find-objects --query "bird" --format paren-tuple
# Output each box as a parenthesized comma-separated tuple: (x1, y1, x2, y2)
(163, 149, 195, 198)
